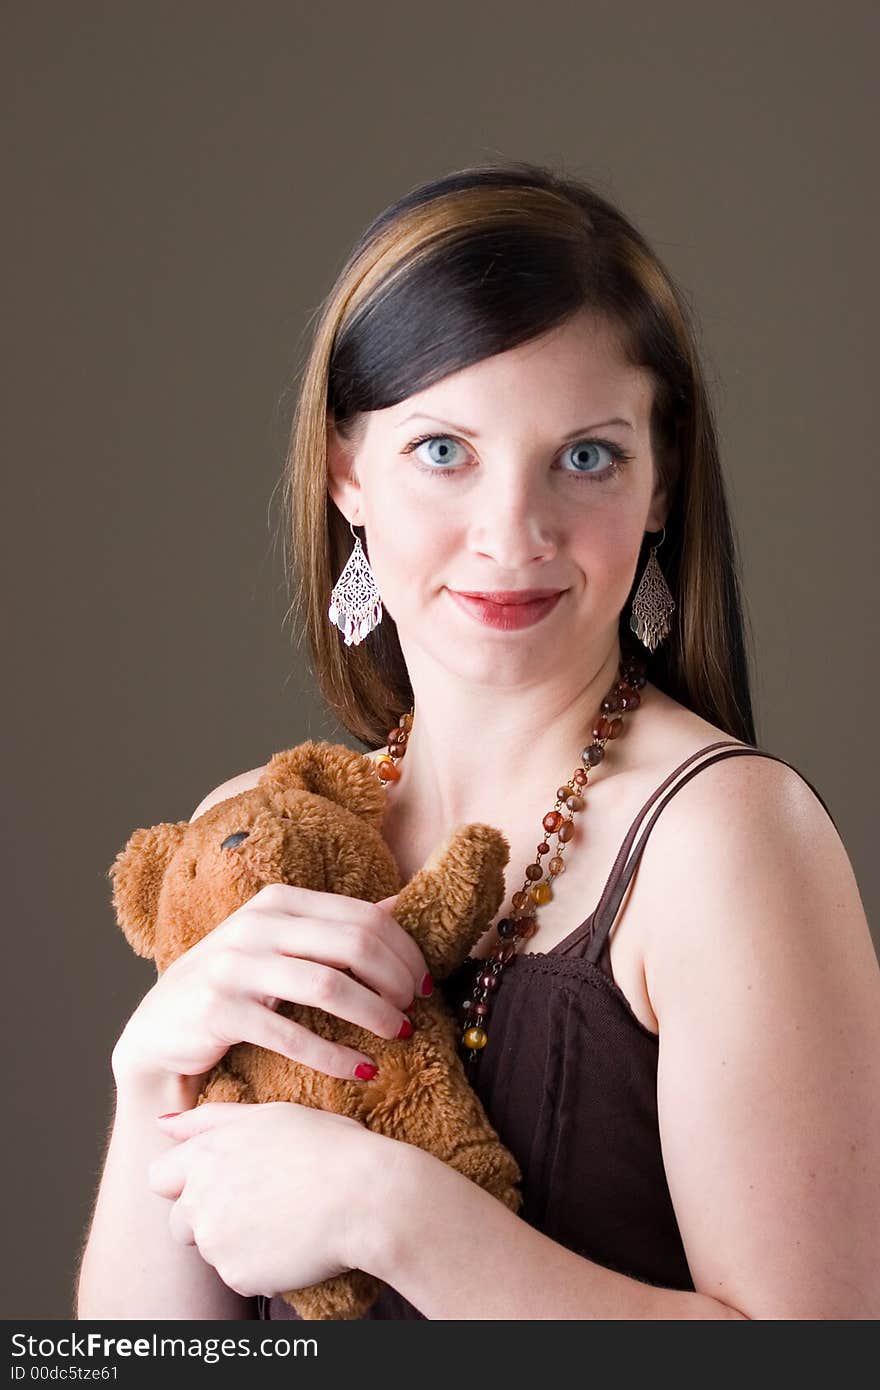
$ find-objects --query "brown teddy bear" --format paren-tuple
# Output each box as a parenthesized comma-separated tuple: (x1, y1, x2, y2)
(108, 739, 523, 1319)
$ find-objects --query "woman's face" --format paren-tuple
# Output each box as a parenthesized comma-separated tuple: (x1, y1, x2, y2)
(327, 310, 669, 687)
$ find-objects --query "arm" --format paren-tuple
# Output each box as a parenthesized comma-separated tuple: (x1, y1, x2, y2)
(644, 756, 880, 1319)
(77, 771, 269, 1320)
(75, 1060, 259, 1320)
(362, 1144, 746, 1318)
(357, 759, 880, 1319)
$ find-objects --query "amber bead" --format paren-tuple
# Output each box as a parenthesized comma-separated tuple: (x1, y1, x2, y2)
(494, 942, 517, 964)
(525, 862, 543, 881)
(593, 716, 614, 740)
(376, 758, 401, 782)
(530, 881, 553, 906)
(463, 1026, 488, 1050)
(537, 841, 550, 855)
(582, 742, 604, 766)
(619, 686, 641, 711)
(512, 890, 529, 909)
(548, 855, 565, 875)
(572, 768, 587, 785)
(497, 916, 519, 940)
(606, 717, 624, 739)
(564, 792, 585, 811)
(542, 809, 563, 833)
(601, 692, 623, 714)
(399, 712, 414, 730)
(386, 728, 403, 746)
(517, 915, 539, 938)
(557, 819, 575, 842)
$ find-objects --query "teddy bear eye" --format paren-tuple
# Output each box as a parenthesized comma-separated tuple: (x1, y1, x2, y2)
(221, 831, 250, 850)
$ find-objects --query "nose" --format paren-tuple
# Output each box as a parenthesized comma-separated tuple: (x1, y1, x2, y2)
(467, 472, 558, 570)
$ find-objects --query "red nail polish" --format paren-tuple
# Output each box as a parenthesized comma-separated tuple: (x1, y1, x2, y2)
(157, 1111, 181, 1119)
(354, 1063, 378, 1080)
(397, 1017, 414, 1039)
(421, 973, 435, 997)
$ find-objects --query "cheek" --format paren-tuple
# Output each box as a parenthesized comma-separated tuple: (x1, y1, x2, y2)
(571, 506, 643, 583)
(364, 507, 448, 611)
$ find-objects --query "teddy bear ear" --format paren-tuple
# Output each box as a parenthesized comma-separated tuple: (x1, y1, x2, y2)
(107, 821, 189, 960)
(261, 740, 387, 826)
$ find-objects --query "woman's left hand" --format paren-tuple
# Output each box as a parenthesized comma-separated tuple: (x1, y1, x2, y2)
(148, 1100, 390, 1297)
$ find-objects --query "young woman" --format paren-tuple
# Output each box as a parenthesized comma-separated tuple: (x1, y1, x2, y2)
(77, 161, 879, 1321)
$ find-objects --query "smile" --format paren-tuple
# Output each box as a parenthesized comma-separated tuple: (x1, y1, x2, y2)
(446, 588, 565, 631)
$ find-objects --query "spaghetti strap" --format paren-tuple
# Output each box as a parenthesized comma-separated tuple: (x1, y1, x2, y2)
(581, 742, 838, 966)
(549, 740, 838, 963)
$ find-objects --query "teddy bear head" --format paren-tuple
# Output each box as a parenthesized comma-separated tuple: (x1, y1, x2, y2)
(108, 741, 401, 975)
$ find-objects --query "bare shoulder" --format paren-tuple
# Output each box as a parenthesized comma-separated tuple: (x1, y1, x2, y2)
(635, 708, 872, 1020)
(189, 765, 266, 823)
(639, 685, 841, 872)
(629, 682, 869, 979)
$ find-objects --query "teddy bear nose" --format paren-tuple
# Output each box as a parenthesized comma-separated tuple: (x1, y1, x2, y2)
(221, 831, 250, 850)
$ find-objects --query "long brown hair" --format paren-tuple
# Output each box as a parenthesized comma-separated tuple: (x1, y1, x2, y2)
(279, 160, 757, 748)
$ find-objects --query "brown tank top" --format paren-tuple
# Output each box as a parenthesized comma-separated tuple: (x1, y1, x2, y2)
(260, 741, 838, 1320)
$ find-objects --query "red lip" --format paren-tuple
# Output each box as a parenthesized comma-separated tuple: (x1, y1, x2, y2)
(451, 589, 564, 604)
(447, 588, 565, 631)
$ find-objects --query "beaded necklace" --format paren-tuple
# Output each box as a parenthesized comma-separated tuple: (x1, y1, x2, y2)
(371, 646, 648, 1068)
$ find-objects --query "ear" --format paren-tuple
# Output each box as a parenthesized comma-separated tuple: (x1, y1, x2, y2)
(645, 468, 669, 534)
(107, 821, 188, 960)
(261, 741, 386, 827)
(326, 411, 364, 526)
(646, 415, 680, 532)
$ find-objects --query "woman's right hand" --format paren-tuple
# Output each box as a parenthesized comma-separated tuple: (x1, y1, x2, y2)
(111, 882, 434, 1091)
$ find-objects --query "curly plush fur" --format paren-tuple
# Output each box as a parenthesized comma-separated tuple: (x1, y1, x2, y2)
(108, 740, 522, 1319)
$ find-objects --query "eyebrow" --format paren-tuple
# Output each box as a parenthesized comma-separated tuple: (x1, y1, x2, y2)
(394, 413, 635, 438)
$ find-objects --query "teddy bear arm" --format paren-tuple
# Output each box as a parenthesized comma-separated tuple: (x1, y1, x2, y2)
(393, 825, 509, 977)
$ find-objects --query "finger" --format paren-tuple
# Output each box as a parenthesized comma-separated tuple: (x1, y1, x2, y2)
(227, 998, 387, 1081)
(252, 883, 429, 992)
(239, 954, 416, 1044)
(155, 1102, 246, 1137)
(256, 915, 419, 1012)
(167, 1199, 196, 1247)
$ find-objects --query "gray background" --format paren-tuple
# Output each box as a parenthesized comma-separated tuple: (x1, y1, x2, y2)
(3, 1, 876, 1319)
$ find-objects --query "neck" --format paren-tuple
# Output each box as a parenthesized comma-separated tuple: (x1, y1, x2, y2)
(382, 634, 632, 855)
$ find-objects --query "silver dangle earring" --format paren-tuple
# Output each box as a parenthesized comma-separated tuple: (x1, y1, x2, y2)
(328, 520, 384, 646)
(630, 527, 675, 653)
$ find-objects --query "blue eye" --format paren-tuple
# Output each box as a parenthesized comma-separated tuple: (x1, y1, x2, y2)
(405, 435, 463, 469)
(560, 439, 623, 476)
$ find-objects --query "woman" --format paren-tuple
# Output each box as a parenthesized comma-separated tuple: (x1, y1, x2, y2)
(77, 161, 879, 1320)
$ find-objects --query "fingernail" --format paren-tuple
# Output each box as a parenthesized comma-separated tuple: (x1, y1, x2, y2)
(420, 973, 435, 997)
(157, 1111, 181, 1119)
(354, 1063, 378, 1080)
(397, 1016, 414, 1039)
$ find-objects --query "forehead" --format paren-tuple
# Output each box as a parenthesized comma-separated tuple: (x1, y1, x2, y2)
(376, 311, 655, 436)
